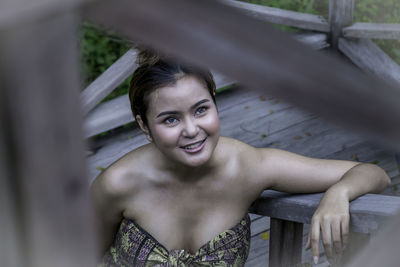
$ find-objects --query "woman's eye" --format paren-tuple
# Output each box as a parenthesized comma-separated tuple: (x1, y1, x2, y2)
(195, 106, 207, 115)
(164, 117, 178, 125)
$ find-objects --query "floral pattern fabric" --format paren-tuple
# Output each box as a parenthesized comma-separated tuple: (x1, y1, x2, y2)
(99, 214, 251, 267)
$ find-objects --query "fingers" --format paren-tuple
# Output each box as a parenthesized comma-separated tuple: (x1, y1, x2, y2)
(332, 220, 342, 254)
(310, 219, 320, 264)
(341, 215, 349, 250)
(321, 221, 333, 261)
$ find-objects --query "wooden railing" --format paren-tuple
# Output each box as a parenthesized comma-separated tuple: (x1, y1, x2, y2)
(2, 0, 400, 266)
(249, 191, 400, 266)
(80, 1, 400, 266)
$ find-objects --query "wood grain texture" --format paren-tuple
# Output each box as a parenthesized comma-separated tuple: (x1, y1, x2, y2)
(338, 38, 400, 86)
(343, 23, 400, 40)
(0, 12, 96, 267)
(329, 0, 354, 49)
(81, 48, 137, 115)
(222, 0, 330, 32)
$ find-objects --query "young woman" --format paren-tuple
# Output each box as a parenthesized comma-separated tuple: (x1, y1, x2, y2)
(91, 50, 390, 266)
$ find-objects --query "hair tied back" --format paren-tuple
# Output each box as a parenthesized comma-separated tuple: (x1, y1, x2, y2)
(136, 49, 161, 67)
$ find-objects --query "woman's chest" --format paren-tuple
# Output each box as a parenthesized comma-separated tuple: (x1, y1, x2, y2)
(121, 183, 249, 253)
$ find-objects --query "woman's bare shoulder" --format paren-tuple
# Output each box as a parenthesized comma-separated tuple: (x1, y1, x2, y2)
(91, 143, 155, 197)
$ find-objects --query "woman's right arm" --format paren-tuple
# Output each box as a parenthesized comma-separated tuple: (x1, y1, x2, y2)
(90, 171, 125, 256)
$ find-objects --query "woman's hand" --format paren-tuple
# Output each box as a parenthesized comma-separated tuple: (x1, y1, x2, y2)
(306, 188, 350, 265)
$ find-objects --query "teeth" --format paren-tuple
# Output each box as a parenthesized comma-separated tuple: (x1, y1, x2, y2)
(184, 141, 202, 149)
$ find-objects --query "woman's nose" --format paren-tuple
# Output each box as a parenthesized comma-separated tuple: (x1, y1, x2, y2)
(182, 118, 199, 138)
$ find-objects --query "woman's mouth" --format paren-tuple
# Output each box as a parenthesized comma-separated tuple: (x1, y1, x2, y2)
(181, 138, 206, 153)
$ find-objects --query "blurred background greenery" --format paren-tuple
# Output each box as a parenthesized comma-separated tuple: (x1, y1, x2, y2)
(80, 0, 400, 100)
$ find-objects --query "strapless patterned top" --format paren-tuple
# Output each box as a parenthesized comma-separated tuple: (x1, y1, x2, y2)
(99, 214, 251, 267)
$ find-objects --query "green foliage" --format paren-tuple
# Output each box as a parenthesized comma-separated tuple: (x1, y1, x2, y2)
(79, 22, 131, 101)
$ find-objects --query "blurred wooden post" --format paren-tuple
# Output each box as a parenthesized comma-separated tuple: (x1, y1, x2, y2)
(0, 93, 22, 267)
(269, 218, 303, 267)
(0, 8, 96, 267)
(329, 0, 354, 49)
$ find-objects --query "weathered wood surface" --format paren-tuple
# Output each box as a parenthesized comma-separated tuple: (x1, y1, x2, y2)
(83, 32, 328, 138)
(250, 191, 400, 234)
(0, 12, 96, 267)
(339, 38, 400, 86)
(81, 48, 137, 115)
(343, 23, 400, 40)
(222, 0, 330, 32)
(329, 0, 354, 49)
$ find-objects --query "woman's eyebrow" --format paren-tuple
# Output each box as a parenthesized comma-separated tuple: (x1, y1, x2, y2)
(191, 99, 210, 109)
(156, 110, 179, 118)
(156, 99, 210, 118)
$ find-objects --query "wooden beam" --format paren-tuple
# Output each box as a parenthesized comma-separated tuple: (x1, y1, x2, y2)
(269, 218, 303, 267)
(0, 0, 89, 29)
(339, 38, 400, 86)
(84, 0, 400, 149)
(249, 191, 400, 234)
(0, 11, 96, 267)
(0, 93, 21, 267)
(329, 0, 354, 49)
(222, 0, 330, 33)
(81, 48, 137, 115)
(343, 23, 400, 40)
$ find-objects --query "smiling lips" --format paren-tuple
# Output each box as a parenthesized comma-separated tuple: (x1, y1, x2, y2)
(181, 138, 206, 153)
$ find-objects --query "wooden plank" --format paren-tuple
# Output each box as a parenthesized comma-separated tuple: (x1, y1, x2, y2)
(81, 48, 137, 115)
(84, 0, 400, 150)
(269, 218, 283, 267)
(343, 23, 400, 40)
(0, 94, 21, 267)
(0, 12, 96, 267)
(338, 38, 400, 86)
(221, 0, 330, 32)
(269, 218, 303, 267)
(329, 0, 354, 49)
(249, 191, 400, 234)
(0, 0, 88, 29)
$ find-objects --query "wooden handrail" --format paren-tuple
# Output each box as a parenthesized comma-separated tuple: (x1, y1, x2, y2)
(343, 23, 400, 40)
(249, 191, 400, 266)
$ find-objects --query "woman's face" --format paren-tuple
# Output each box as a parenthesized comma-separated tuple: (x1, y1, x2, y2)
(143, 75, 220, 168)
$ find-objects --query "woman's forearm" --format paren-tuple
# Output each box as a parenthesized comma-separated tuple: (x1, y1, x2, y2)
(326, 163, 391, 201)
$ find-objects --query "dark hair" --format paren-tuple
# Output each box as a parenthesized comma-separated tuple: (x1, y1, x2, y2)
(129, 49, 216, 126)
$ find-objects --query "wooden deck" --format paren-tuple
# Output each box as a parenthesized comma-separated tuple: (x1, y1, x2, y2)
(87, 86, 399, 266)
